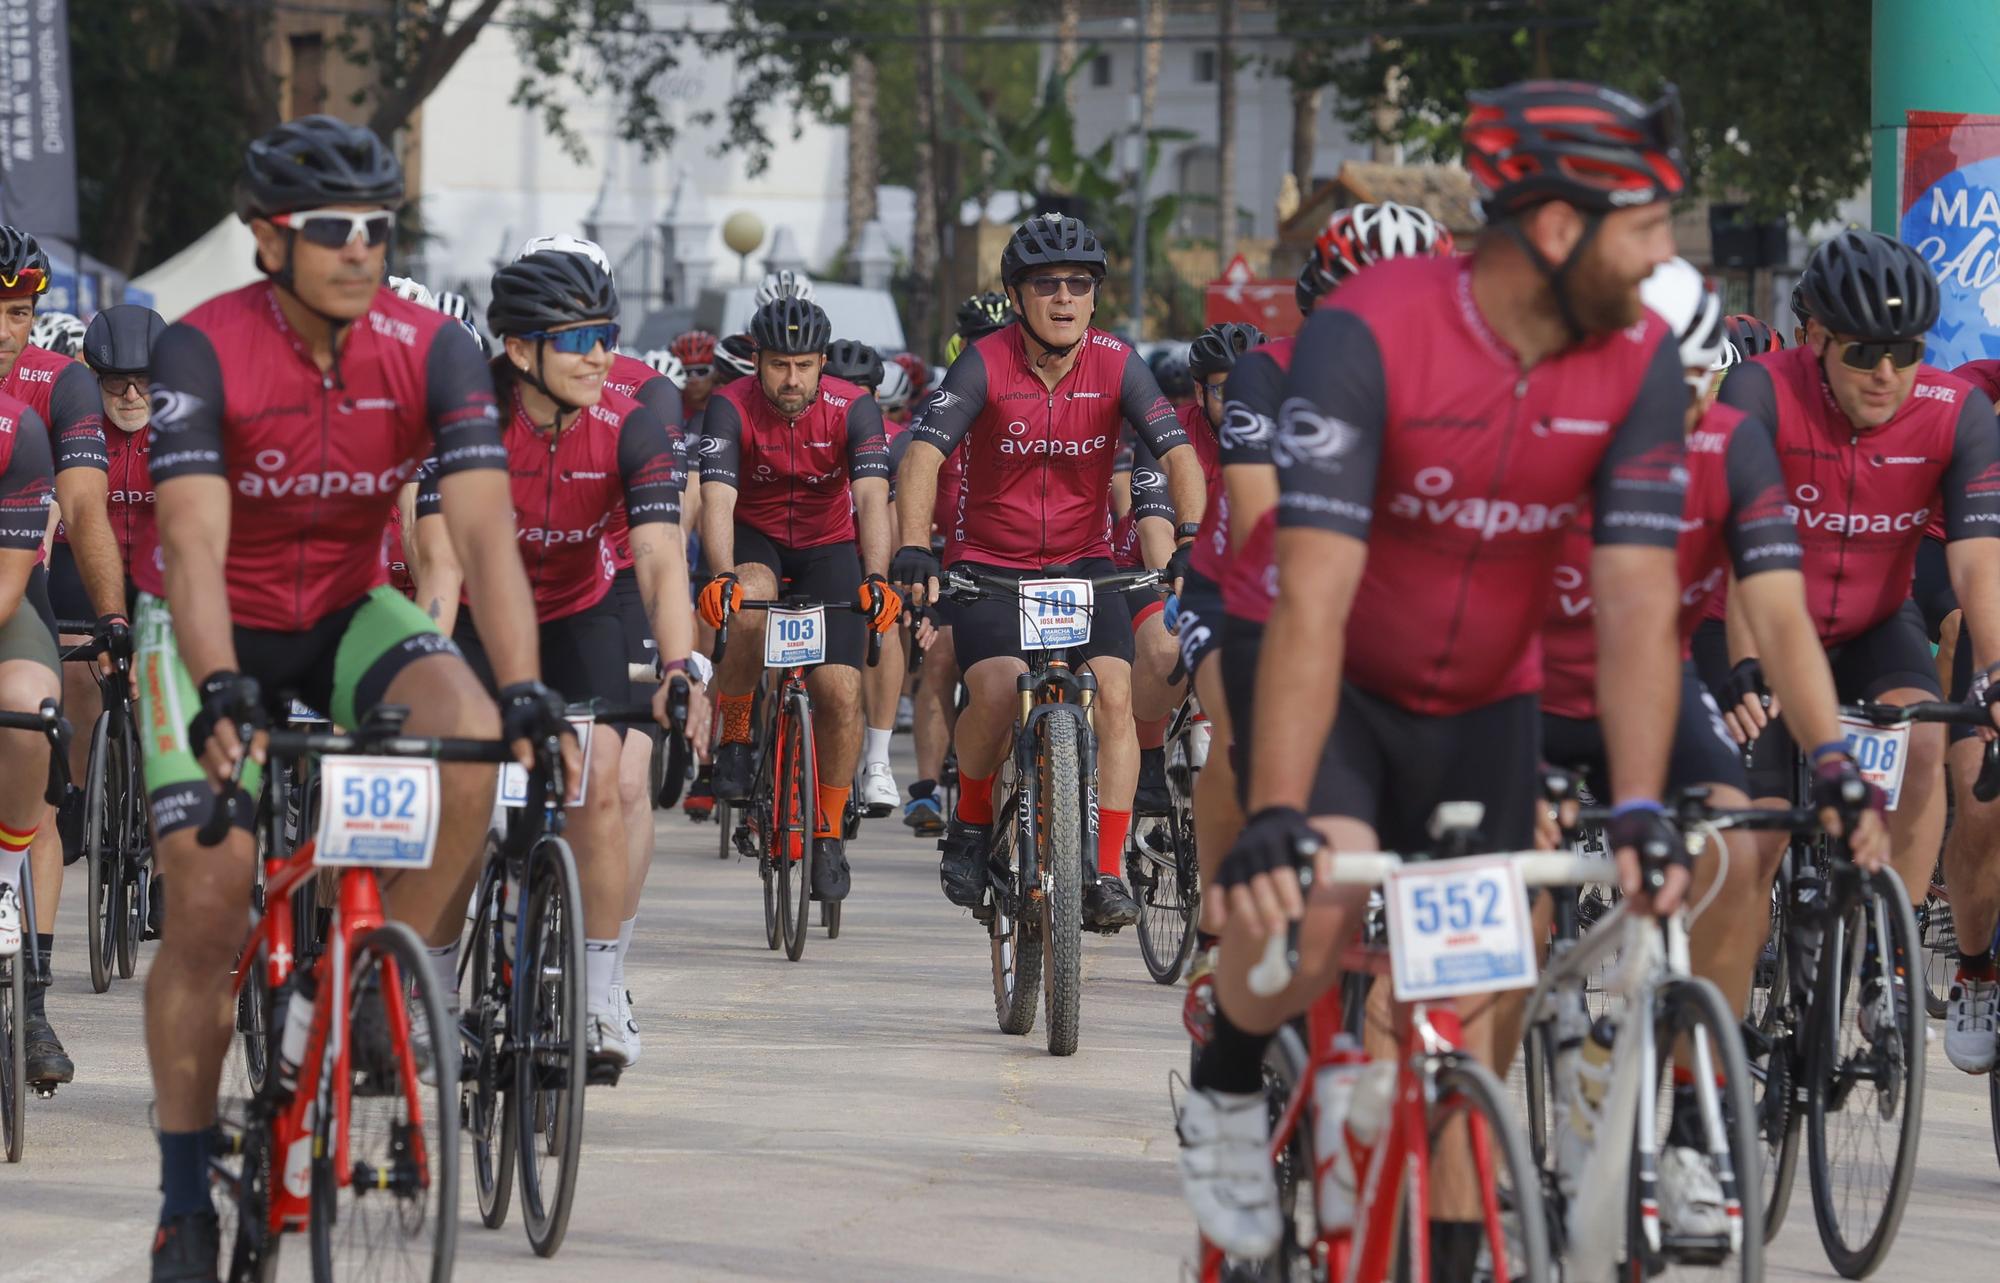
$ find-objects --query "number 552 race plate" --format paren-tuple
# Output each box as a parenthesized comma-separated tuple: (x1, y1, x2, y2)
(1385, 856, 1536, 1002)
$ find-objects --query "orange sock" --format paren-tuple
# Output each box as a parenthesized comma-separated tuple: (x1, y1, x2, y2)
(957, 772, 995, 825)
(1098, 809, 1131, 878)
(815, 782, 849, 838)
(719, 693, 753, 744)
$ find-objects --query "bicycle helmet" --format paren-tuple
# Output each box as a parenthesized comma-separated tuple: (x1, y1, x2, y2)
(0, 227, 49, 299)
(876, 359, 914, 412)
(1462, 79, 1686, 220)
(1638, 257, 1727, 373)
(823, 338, 885, 389)
(1187, 322, 1266, 383)
(1149, 348, 1194, 399)
(749, 298, 831, 355)
(717, 332, 758, 381)
(236, 115, 404, 221)
(1724, 313, 1783, 358)
(486, 250, 619, 338)
(517, 233, 612, 275)
(670, 329, 718, 368)
(431, 289, 488, 354)
(1795, 229, 1938, 341)
(955, 290, 1015, 338)
(944, 333, 965, 365)
(386, 275, 437, 310)
(82, 305, 166, 375)
(999, 213, 1107, 286)
(638, 348, 687, 387)
(1715, 340, 1743, 371)
(754, 269, 815, 307)
(1790, 282, 1811, 327)
(891, 351, 929, 397)
(29, 311, 85, 358)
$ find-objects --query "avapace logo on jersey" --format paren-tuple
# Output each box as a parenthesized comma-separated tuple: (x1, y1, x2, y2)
(1385, 465, 1581, 540)
(1784, 481, 1931, 534)
(996, 417, 1107, 459)
(236, 447, 419, 500)
(522, 509, 613, 546)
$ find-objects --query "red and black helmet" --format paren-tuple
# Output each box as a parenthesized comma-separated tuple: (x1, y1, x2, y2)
(1296, 201, 1455, 314)
(1724, 313, 1783, 358)
(1462, 80, 1687, 220)
(670, 329, 717, 368)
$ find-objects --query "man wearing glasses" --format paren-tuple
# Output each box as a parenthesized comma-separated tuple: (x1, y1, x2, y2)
(890, 213, 1207, 930)
(1718, 230, 2000, 1055)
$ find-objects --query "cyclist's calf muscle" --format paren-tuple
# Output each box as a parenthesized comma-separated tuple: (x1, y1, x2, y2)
(1943, 736, 2000, 952)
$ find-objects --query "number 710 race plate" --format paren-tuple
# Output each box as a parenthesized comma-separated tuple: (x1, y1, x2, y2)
(1385, 855, 1536, 1002)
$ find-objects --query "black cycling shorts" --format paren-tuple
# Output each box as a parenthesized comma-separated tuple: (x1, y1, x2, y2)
(611, 566, 665, 742)
(454, 597, 629, 708)
(1914, 535, 1957, 642)
(1543, 664, 1745, 801)
(945, 556, 1135, 671)
(1689, 616, 1730, 706)
(1222, 613, 1263, 803)
(1174, 568, 1226, 682)
(1745, 598, 1940, 797)
(725, 523, 866, 670)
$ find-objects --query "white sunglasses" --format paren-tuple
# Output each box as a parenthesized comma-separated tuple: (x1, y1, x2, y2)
(272, 208, 395, 249)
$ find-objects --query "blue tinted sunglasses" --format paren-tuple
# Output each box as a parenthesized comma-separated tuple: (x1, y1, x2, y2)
(522, 322, 619, 355)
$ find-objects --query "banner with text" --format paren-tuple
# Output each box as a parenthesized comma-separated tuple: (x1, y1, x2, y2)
(1900, 109, 2000, 368)
(0, 0, 75, 243)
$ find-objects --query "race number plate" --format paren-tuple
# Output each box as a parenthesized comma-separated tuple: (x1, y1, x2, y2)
(1018, 578, 1093, 650)
(1837, 716, 1912, 810)
(764, 607, 827, 668)
(499, 714, 596, 809)
(314, 757, 440, 869)
(1386, 856, 1536, 1002)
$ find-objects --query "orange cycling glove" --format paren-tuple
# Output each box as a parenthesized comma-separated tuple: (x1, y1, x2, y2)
(857, 574, 904, 634)
(697, 572, 743, 629)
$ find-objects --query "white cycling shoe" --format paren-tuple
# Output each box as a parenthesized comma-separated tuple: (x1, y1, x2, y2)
(1945, 974, 2000, 1073)
(1175, 1086, 1282, 1258)
(591, 1006, 636, 1070)
(0, 882, 19, 957)
(860, 761, 899, 815)
(1658, 1146, 1730, 1238)
(618, 986, 643, 1067)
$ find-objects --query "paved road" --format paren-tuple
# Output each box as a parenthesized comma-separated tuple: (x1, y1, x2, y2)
(4, 743, 2000, 1280)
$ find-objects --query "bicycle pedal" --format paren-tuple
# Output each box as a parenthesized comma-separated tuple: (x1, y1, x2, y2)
(586, 1060, 623, 1088)
(1087, 922, 1127, 937)
(31, 1082, 57, 1099)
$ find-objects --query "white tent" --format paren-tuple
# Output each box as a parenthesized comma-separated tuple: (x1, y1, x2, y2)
(130, 218, 262, 321)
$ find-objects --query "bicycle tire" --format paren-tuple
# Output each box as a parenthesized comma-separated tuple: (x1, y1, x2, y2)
(514, 836, 587, 1258)
(1749, 845, 1800, 1243)
(1989, 1067, 2000, 1171)
(1623, 976, 1764, 1282)
(214, 943, 280, 1281)
(309, 919, 459, 1283)
(1426, 1057, 1553, 1283)
(989, 791, 1041, 1035)
(778, 689, 816, 962)
(115, 720, 146, 979)
(1806, 867, 1924, 1279)
(1040, 710, 1085, 1058)
(84, 710, 112, 992)
(1, 945, 22, 1162)
(824, 899, 841, 938)
(716, 797, 732, 859)
(1133, 815, 1196, 985)
(462, 852, 515, 1231)
(1916, 871, 1952, 1022)
(1517, 1018, 1553, 1169)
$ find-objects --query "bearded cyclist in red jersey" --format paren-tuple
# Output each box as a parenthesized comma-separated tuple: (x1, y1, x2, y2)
(1712, 231, 2000, 1079)
(696, 297, 901, 903)
(1178, 81, 1695, 1266)
(138, 117, 571, 1283)
(892, 214, 1208, 930)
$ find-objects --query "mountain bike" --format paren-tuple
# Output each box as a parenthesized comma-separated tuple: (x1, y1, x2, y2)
(58, 621, 151, 992)
(1132, 688, 1204, 984)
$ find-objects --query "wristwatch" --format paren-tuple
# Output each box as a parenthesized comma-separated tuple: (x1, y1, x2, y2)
(1175, 521, 1200, 542)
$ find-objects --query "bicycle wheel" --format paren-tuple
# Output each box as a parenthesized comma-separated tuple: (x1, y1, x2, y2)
(1513, 1017, 1553, 1170)
(1132, 815, 1195, 985)
(1806, 868, 1924, 1279)
(115, 719, 146, 979)
(1, 946, 22, 1161)
(716, 797, 732, 859)
(760, 802, 780, 951)
(1624, 976, 1764, 1282)
(989, 791, 1041, 1035)
(309, 920, 459, 1283)
(1039, 709, 1086, 1058)
(776, 689, 816, 963)
(513, 836, 587, 1258)
(213, 948, 281, 1281)
(1747, 847, 1801, 1243)
(1916, 868, 1953, 1022)
(461, 852, 515, 1231)
(1418, 1057, 1553, 1283)
(1989, 1067, 2000, 1170)
(82, 711, 113, 992)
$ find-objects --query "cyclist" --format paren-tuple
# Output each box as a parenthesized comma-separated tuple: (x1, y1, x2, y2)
(696, 298, 900, 903)
(1714, 232, 2000, 1078)
(715, 332, 757, 386)
(1151, 346, 1196, 412)
(0, 376, 55, 960)
(876, 356, 915, 425)
(673, 329, 719, 422)
(136, 116, 570, 1281)
(892, 213, 1207, 930)
(28, 309, 85, 359)
(890, 350, 928, 411)
(1177, 80, 1693, 1263)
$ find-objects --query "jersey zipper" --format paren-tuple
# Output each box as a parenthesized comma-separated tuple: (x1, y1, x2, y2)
(538, 429, 558, 606)
(1831, 430, 1858, 637)
(1422, 375, 1530, 709)
(300, 371, 334, 630)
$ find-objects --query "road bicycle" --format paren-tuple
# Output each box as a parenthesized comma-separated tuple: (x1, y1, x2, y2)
(1132, 688, 1205, 984)
(0, 697, 68, 1161)
(57, 619, 151, 992)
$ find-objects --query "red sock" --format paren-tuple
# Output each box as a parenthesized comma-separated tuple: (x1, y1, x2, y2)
(957, 772, 995, 825)
(1137, 715, 1168, 751)
(1098, 808, 1131, 878)
(815, 783, 849, 838)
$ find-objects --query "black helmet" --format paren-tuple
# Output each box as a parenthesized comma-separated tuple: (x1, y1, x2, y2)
(1000, 214, 1107, 286)
(1187, 323, 1266, 382)
(486, 250, 619, 338)
(235, 115, 405, 222)
(1796, 230, 1938, 341)
(1724, 314, 1783, 358)
(823, 338, 885, 389)
(717, 332, 758, 381)
(750, 298, 831, 355)
(955, 290, 1015, 338)
(1790, 282, 1811, 326)
(1149, 348, 1194, 399)
(1462, 80, 1686, 219)
(82, 305, 167, 376)
(0, 227, 49, 299)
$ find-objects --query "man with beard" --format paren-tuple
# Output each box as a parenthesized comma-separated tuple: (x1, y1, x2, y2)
(1175, 80, 1693, 1275)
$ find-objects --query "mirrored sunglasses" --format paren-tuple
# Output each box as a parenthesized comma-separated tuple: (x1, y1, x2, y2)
(273, 208, 394, 249)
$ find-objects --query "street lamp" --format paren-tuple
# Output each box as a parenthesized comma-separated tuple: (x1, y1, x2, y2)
(722, 210, 766, 282)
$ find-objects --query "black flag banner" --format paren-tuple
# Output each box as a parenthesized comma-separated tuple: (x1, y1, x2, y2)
(0, 0, 75, 242)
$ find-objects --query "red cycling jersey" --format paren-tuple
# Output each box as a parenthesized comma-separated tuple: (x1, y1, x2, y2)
(1278, 257, 1689, 716)
(0, 392, 56, 552)
(383, 503, 414, 599)
(104, 426, 154, 572)
(600, 352, 686, 569)
(1539, 401, 1802, 719)
(139, 282, 507, 631)
(7, 343, 106, 476)
(1716, 345, 2000, 646)
(697, 373, 889, 549)
(1216, 338, 1297, 623)
(907, 324, 1186, 569)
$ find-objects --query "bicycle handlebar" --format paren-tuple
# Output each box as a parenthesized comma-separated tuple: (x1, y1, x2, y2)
(940, 564, 1165, 604)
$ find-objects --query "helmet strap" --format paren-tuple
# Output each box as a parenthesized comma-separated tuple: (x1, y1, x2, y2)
(1008, 286, 1084, 369)
(1501, 212, 1604, 344)
(516, 341, 580, 428)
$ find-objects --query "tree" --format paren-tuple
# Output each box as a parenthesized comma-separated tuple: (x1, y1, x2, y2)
(1216, 0, 1237, 270)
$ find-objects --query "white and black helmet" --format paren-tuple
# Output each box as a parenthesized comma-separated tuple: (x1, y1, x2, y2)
(517, 233, 612, 276)
(30, 311, 85, 358)
(638, 348, 687, 388)
(386, 275, 438, 310)
(755, 269, 815, 307)
(1639, 257, 1728, 374)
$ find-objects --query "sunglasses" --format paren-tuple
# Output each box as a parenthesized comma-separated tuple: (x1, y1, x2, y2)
(683, 364, 713, 379)
(1837, 337, 1925, 371)
(272, 208, 394, 249)
(1023, 274, 1100, 298)
(521, 322, 619, 355)
(97, 374, 147, 397)
(0, 267, 46, 297)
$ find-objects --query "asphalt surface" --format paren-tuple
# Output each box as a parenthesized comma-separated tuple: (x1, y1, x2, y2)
(3, 741, 2000, 1280)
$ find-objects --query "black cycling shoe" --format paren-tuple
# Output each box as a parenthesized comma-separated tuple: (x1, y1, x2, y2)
(1083, 875, 1141, 930)
(56, 783, 85, 866)
(1134, 746, 1171, 815)
(147, 873, 165, 939)
(939, 817, 991, 908)
(811, 836, 851, 902)
(712, 741, 755, 802)
(23, 1013, 74, 1084)
(151, 1211, 221, 1283)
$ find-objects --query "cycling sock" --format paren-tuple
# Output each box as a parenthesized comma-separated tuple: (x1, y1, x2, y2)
(1137, 714, 1167, 752)
(908, 778, 937, 801)
(815, 783, 850, 837)
(1427, 1221, 1482, 1280)
(1667, 1078, 1704, 1149)
(1097, 809, 1131, 878)
(719, 693, 754, 744)
(424, 941, 459, 1009)
(24, 933, 51, 1018)
(585, 940, 618, 1017)
(614, 916, 636, 989)
(157, 1127, 215, 1222)
(958, 771, 995, 826)
(1956, 949, 1997, 981)
(864, 726, 893, 769)
(1192, 1007, 1268, 1095)
(1195, 930, 1220, 956)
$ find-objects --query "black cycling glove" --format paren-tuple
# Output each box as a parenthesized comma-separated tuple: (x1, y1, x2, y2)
(1216, 806, 1321, 890)
(1721, 658, 1768, 711)
(1810, 753, 1885, 822)
(890, 544, 940, 597)
(1605, 801, 1683, 884)
(1166, 541, 1193, 589)
(499, 680, 571, 747)
(188, 671, 265, 752)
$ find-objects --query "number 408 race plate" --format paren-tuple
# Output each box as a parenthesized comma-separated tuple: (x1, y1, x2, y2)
(1385, 856, 1537, 1002)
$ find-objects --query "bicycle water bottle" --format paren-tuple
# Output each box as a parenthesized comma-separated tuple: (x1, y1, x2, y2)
(276, 975, 318, 1095)
(1311, 1034, 1367, 1229)
(1556, 1015, 1617, 1196)
(1327, 1059, 1397, 1231)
